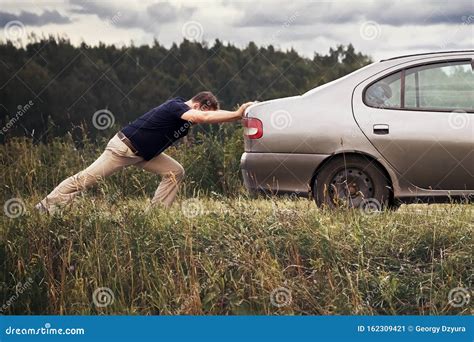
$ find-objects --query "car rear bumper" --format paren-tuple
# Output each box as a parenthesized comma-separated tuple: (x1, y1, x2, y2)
(240, 152, 329, 195)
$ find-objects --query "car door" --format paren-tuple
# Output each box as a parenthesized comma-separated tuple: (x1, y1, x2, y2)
(352, 58, 474, 191)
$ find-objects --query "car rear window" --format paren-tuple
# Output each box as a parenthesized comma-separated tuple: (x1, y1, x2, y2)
(365, 72, 401, 109)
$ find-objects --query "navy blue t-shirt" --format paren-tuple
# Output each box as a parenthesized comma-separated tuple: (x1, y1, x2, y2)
(121, 97, 191, 160)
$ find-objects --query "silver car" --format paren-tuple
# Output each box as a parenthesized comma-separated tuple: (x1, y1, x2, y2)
(241, 50, 474, 208)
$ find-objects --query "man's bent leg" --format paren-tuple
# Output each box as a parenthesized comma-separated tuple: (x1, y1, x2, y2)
(137, 153, 185, 208)
(39, 135, 142, 212)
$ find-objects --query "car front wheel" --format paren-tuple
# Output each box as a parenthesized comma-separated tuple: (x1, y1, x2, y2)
(313, 155, 391, 210)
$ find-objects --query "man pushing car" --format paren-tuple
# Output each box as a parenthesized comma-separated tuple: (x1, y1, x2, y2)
(36, 91, 254, 214)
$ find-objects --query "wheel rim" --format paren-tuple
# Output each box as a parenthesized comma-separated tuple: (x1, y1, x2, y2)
(328, 167, 374, 208)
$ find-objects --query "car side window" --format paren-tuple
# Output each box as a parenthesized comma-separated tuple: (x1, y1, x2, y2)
(365, 60, 474, 112)
(364, 72, 401, 108)
(404, 61, 474, 111)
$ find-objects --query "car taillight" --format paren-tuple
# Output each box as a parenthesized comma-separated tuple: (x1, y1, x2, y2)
(242, 117, 263, 139)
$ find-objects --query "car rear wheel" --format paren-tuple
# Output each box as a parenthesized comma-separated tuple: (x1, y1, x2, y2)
(313, 155, 391, 210)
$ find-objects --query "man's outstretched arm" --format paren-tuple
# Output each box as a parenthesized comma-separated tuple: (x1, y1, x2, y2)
(181, 102, 254, 124)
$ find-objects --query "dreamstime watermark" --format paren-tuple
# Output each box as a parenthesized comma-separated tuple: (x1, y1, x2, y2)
(105, 11, 122, 27)
(0, 100, 34, 135)
(92, 109, 115, 130)
(364, 286, 381, 305)
(180, 198, 238, 218)
(270, 12, 300, 43)
(5, 322, 85, 336)
(3, 198, 26, 218)
(359, 21, 381, 41)
(448, 287, 471, 308)
(175, 276, 214, 314)
(84, 208, 118, 225)
(448, 110, 469, 130)
(182, 21, 203, 41)
(92, 287, 115, 308)
(174, 121, 192, 139)
(359, 198, 382, 216)
(270, 286, 292, 308)
(4, 20, 25, 40)
(461, 15, 474, 24)
(439, 15, 474, 49)
(271, 193, 300, 216)
(0, 277, 33, 313)
(270, 110, 292, 130)
(181, 198, 205, 218)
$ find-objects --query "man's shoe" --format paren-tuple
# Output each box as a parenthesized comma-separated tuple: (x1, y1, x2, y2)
(35, 202, 49, 214)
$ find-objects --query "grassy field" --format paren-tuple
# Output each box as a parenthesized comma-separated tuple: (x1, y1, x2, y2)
(1, 138, 473, 315)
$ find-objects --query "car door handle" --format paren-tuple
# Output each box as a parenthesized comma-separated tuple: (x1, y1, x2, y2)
(373, 124, 389, 135)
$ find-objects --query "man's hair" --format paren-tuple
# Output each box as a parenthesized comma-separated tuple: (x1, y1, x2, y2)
(191, 91, 219, 111)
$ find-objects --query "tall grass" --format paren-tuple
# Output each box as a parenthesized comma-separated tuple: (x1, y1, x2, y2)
(1, 137, 473, 315)
(1, 125, 244, 199)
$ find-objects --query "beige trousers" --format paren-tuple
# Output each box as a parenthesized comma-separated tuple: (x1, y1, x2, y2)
(40, 134, 184, 212)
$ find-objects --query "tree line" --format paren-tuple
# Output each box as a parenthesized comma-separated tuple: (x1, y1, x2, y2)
(0, 36, 372, 143)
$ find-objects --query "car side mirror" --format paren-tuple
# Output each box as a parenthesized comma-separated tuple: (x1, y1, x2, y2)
(471, 59, 474, 71)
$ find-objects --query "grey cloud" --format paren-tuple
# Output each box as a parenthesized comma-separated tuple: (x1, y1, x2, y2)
(370, 4, 472, 26)
(69, 0, 142, 29)
(234, 1, 472, 27)
(69, 0, 196, 31)
(69, 0, 111, 16)
(147, 2, 196, 23)
(0, 10, 71, 26)
(236, 2, 356, 27)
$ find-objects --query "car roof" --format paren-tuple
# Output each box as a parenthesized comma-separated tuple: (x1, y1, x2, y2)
(303, 50, 473, 97)
(380, 50, 474, 62)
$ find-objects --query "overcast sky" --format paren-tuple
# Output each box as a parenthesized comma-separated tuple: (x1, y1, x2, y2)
(0, 0, 472, 60)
